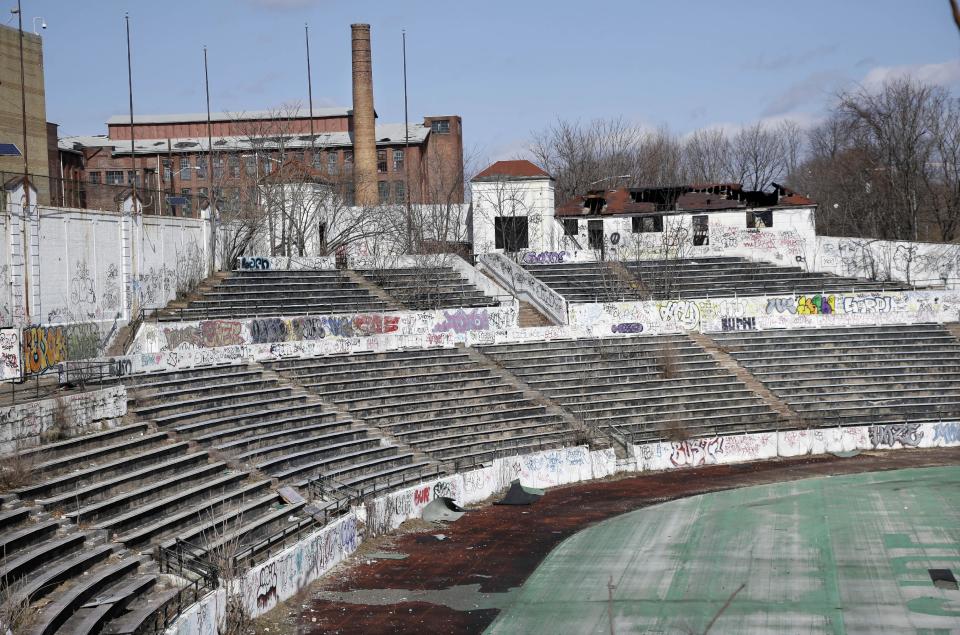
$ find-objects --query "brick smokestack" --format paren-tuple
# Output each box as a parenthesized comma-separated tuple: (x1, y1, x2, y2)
(351, 23, 377, 206)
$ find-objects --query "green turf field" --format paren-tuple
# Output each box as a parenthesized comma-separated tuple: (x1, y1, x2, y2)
(486, 467, 960, 634)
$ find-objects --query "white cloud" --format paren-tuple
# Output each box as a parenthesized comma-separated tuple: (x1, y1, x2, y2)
(861, 60, 960, 90)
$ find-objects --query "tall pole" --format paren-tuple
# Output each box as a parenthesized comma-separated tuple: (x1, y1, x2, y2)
(125, 13, 137, 215)
(402, 29, 412, 253)
(204, 46, 216, 273)
(305, 24, 315, 142)
(16, 0, 30, 319)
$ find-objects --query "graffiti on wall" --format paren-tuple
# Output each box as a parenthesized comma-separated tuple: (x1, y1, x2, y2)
(164, 321, 244, 350)
(869, 422, 923, 448)
(522, 251, 567, 265)
(22, 326, 66, 374)
(432, 309, 490, 334)
(0, 329, 20, 379)
(721, 317, 756, 331)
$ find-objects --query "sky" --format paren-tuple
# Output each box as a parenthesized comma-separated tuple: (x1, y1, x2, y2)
(20, 0, 960, 165)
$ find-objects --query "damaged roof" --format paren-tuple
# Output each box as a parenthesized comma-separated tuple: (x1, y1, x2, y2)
(555, 182, 814, 216)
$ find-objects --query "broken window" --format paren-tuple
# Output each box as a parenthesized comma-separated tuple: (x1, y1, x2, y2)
(588, 219, 604, 249)
(746, 210, 774, 229)
(377, 150, 387, 174)
(632, 215, 663, 233)
(495, 216, 528, 252)
(693, 215, 709, 246)
(431, 119, 450, 134)
(378, 180, 390, 203)
(563, 218, 579, 236)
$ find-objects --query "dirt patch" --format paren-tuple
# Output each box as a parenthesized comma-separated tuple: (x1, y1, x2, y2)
(288, 448, 960, 634)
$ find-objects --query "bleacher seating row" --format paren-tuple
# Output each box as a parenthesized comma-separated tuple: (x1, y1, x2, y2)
(478, 334, 788, 442)
(524, 256, 910, 303)
(711, 323, 960, 426)
(1, 322, 958, 631)
(158, 265, 498, 322)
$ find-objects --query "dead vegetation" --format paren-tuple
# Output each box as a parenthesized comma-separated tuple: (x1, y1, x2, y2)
(656, 339, 679, 379)
(39, 398, 69, 444)
(0, 445, 36, 492)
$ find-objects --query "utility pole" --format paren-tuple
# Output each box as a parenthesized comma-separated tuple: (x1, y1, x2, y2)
(204, 46, 216, 273)
(305, 23, 315, 142)
(125, 13, 137, 214)
(402, 29, 412, 253)
(14, 0, 30, 320)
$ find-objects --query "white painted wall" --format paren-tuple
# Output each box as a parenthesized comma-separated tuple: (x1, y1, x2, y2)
(540, 206, 816, 266)
(471, 176, 557, 255)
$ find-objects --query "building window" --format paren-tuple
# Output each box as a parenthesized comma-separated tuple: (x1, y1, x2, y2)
(562, 218, 578, 236)
(213, 156, 223, 180)
(431, 119, 450, 134)
(494, 217, 529, 252)
(244, 155, 257, 177)
(393, 149, 404, 172)
(180, 157, 191, 180)
(161, 160, 172, 182)
(693, 215, 709, 246)
(89, 171, 101, 185)
(318, 221, 326, 251)
(229, 155, 240, 178)
(294, 150, 305, 165)
(197, 156, 207, 179)
(262, 157, 273, 175)
(105, 170, 123, 185)
(344, 150, 353, 173)
(394, 180, 405, 204)
(377, 149, 387, 174)
(327, 151, 339, 175)
(632, 215, 663, 233)
(181, 188, 192, 214)
(588, 219, 604, 250)
(747, 210, 773, 229)
(378, 181, 390, 203)
(127, 170, 140, 186)
(343, 182, 355, 206)
(312, 151, 322, 170)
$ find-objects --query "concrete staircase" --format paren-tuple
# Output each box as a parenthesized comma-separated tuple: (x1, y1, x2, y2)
(358, 266, 499, 310)
(518, 301, 554, 327)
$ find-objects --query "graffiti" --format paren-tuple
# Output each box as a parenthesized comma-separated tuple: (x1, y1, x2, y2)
(64, 322, 101, 359)
(22, 326, 66, 374)
(290, 315, 400, 340)
(765, 297, 796, 315)
(164, 320, 243, 349)
(432, 480, 456, 499)
(69, 260, 97, 307)
(609, 232, 621, 246)
(522, 251, 567, 265)
(841, 295, 900, 314)
(256, 562, 278, 610)
(0, 330, 20, 379)
(249, 318, 289, 344)
(432, 309, 490, 334)
(240, 256, 271, 270)
(105, 358, 132, 377)
(932, 422, 960, 444)
(658, 301, 700, 330)
(869, 423, 923, 448)
(565, 447, 587, 465)
(797, 294, 836, 315)
(102, 263, 121, 311)
(669, 438, 724, 467)
(611, 322, 644, 334)
(413, 486, 431, 506)
(721, 317, 756, 331)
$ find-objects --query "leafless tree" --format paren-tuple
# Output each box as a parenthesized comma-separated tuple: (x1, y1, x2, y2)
(728, 121, 797, 191)
(683, 128, 732, 183)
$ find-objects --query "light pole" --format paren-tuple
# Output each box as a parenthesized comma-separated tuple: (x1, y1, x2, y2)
(203, 46, 215, 273)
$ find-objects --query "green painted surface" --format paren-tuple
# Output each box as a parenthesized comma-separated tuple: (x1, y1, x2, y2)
(485, 468, 960, 634)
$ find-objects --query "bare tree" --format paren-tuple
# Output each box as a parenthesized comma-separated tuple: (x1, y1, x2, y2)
(729, 122, 791, 191)
(683, 128, 732, 183)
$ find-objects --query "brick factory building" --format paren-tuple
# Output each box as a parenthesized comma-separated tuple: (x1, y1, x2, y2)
(56, 24, 464, 217)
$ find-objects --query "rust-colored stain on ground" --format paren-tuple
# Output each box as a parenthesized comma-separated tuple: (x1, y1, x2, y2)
(300, 448, 960, 634)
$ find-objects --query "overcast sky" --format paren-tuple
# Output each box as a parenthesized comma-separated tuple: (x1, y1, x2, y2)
(24, 0, 960, 164)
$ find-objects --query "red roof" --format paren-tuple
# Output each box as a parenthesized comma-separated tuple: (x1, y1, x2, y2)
(472, 160, 551, 180)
